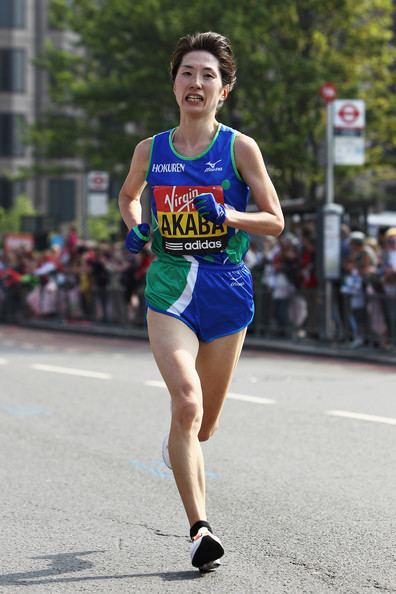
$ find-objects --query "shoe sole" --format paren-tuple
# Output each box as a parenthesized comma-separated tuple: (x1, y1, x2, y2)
(191, 535, 224, 568)
(199, 559, 221, 573)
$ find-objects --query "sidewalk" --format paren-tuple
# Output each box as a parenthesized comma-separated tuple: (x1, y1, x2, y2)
(16, 319, 396, 368)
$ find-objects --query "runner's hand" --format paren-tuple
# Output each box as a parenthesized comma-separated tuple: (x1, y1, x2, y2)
(125, 223, 150, 254)
(193, 193, 226, 225)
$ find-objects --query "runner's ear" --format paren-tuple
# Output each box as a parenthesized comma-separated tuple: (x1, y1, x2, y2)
(221, 85, 230, 101)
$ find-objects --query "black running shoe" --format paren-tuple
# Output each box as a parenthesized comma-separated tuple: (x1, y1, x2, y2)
(190, 527, 224, 570)
(198, 559, 222, 573)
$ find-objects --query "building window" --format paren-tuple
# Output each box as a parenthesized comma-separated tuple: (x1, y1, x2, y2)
(0, 113, 26, 157)
(48, 179, 76, 224)
(0, 177, 25, 209)
(0, 177, 13, 209)
(0, 49, 25, 93)
(0, 0, 25, 29)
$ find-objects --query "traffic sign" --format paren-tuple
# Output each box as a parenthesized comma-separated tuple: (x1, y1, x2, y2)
(320, 83, 337, 103)
(333, 99, 365, 165)
(334, 100, 365, 129)
(87, 171, 109, 192)
(334, 137, 365, 165)
(338, 103, 359, 125)
(88, 192, 108, 217)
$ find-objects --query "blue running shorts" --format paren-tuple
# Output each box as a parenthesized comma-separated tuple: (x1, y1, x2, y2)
(145, 258, 254, 342)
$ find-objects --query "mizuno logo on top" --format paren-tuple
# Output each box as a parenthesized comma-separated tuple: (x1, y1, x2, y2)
(204, 159, 223, 173)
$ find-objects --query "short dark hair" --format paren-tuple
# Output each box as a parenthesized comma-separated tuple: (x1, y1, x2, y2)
(170, 31, 237, 91)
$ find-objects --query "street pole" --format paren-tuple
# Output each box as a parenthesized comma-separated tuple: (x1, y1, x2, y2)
(326, 101, 334, 207)
(81, 168, 88, 241)
(325, 101, 334, 340)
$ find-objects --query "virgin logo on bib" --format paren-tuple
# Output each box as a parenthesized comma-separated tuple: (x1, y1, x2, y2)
(153, 185, 228, 255)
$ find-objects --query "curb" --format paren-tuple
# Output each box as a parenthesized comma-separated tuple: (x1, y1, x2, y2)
(10, 320, 396, 368)
(245, 336, 396, 367)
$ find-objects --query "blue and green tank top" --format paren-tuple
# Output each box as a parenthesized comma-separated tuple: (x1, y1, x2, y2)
(145, 123, 250, 265)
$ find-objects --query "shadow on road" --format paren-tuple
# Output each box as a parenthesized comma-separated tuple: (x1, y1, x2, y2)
(0, 550, 204, 586)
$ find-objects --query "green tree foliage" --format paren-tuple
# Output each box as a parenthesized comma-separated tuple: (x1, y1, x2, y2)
(0, 196, 37, 235)
(87, 199, 121, 241)
(33, 0, 395, 201)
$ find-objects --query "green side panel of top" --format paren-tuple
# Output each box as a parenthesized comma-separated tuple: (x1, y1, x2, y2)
(225, 230, 250, 263)
(145, 258, 192, 311)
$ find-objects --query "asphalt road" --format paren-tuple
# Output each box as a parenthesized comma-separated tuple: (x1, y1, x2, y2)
(0, 326, 395, 594)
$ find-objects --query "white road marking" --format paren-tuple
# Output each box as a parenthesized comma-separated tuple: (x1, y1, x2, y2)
(327, 410, 396, 426)
(144, 381, 275, 405)
(0, 358, 7, 365)
(228, 392, 275, 404)
(31, 364, 111, 380)
(145, 380, 167, 388)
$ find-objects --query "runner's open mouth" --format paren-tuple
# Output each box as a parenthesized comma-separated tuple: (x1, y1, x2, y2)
(186, 95, 204, 102)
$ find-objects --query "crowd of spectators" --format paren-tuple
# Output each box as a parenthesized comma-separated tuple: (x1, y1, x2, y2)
(0, 225, 153, 327)
(245, 221, 396, 348)
(1, 221, 396, 349)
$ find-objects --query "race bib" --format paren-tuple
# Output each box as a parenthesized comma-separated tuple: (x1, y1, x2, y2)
(153, 185, 227, 255)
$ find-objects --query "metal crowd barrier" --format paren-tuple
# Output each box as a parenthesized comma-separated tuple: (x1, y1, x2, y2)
(1, 274, 395, 350)
(249, 283, 396, 348)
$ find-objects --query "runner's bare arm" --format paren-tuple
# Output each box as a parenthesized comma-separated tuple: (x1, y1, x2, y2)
(226, 134, 284, 236)
(118, 138, 152, 230)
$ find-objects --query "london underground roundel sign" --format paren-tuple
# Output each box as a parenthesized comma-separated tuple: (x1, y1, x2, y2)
(337, 102, 360, 125)
(334, 100, 365, 129)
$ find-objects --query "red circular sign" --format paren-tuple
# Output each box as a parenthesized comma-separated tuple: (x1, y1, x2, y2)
(338, 102, 360, 124)
(320, 83, 337, 103)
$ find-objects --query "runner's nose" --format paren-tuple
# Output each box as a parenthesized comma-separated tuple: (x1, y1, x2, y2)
(190, 74, 203, 88)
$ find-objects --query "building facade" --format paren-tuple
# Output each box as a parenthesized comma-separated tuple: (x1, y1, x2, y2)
(0, 0, 83, 231)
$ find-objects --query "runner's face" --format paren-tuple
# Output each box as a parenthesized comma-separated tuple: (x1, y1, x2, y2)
(173, 51, 228, 115)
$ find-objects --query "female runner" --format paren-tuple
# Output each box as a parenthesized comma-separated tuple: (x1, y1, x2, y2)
(119, 31, 284, 572)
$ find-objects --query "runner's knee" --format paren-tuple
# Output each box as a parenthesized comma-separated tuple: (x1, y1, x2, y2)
(172, 398, 203, 432)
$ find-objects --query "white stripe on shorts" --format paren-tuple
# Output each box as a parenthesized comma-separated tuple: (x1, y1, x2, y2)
(167, 256, 199, 316)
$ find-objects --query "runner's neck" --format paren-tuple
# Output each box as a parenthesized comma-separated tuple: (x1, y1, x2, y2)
(173, 119, 220, 158)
